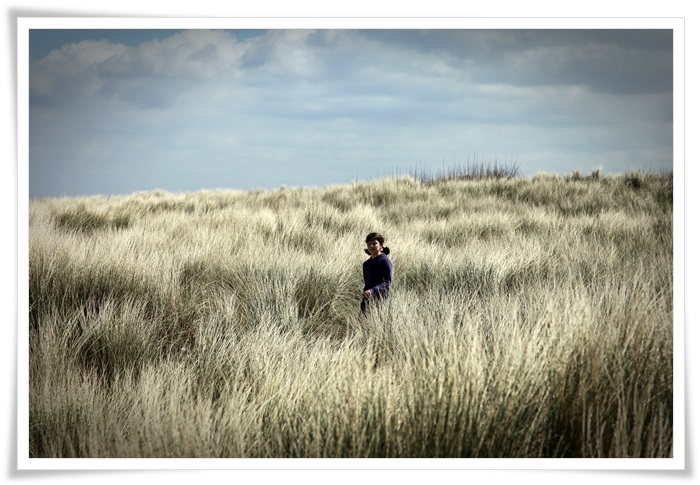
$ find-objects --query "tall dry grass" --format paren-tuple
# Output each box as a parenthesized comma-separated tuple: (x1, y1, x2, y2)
(28, 171, 673, 458)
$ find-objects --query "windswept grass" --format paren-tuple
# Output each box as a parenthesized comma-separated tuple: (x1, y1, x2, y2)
(409, 159, 521, 184)
(28, 171, 673, 458)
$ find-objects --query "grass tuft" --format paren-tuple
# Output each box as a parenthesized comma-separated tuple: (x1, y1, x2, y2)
(409, 160, 520, 185)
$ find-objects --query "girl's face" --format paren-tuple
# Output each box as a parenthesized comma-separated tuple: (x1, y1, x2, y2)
(366, 239, 384, 257)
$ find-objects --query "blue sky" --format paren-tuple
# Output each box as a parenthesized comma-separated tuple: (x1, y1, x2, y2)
(27, 27, 674, 198)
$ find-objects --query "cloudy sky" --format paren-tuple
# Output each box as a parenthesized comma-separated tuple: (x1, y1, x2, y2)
(27, 26, 674, 198)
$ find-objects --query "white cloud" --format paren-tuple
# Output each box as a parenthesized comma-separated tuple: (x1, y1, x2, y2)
(99, 30, 243, 80)
(30, 39, 130, 99)
(31, 30, 245, 109)
(242, 29, 323, 77)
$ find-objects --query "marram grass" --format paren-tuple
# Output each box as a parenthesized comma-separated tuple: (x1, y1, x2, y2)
(28, 172, 673, 458)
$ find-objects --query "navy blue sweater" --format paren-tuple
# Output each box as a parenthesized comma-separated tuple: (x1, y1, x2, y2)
(363, 253, 393, 299)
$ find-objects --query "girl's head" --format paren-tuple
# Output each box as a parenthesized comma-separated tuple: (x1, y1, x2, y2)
(364, 232, 390, 256)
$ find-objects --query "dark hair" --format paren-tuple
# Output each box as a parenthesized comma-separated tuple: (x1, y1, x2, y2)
(364, 232, 390, 255)
(365, 232, 384, 244)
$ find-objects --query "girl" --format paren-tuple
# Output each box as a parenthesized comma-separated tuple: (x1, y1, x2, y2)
(361, 232, 393, 314)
